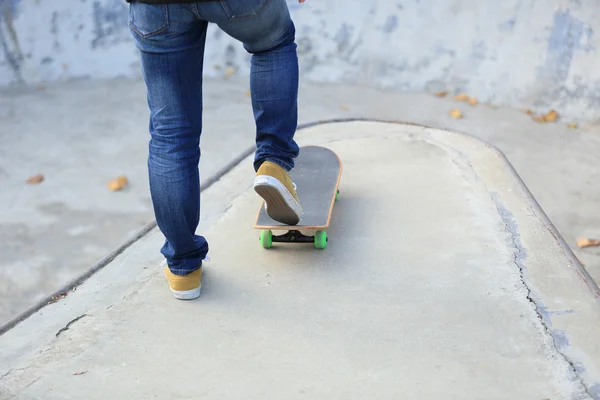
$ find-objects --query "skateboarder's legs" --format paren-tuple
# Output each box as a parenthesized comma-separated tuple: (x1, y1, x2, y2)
(129, 0, 302, 298)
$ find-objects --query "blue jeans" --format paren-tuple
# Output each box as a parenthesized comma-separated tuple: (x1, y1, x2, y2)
(129, 0, 300, 275)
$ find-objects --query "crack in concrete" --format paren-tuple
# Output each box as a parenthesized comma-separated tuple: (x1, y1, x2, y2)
(0, 366, 28, 382)
(55, 313, 88, 337)
(421, 129, 598, 398)
(491, 192, 595, 400)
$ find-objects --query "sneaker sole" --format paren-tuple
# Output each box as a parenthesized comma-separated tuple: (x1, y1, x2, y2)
(170, 285, 201, 300)
(254, 175, 302, 225)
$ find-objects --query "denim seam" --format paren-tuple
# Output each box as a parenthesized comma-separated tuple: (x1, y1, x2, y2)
(192, 3, 202, 20)
(129, 4, 170, 39)
(220, 0, 272, 21)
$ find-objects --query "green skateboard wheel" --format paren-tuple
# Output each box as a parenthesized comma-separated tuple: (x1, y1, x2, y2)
(260, 230, 273, 248)
(314, 230, 327, 249)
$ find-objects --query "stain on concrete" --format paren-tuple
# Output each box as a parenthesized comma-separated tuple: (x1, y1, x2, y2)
(51, 11, 61, 51)
(50, 11, 58, 35)
(557, 76, 600, 109)
(224, 44, 236, 68)
(75, 23, 85, 41)
(499, 17, 516, 32)
(296, 37, 312, 55)
(382, 15, 398, 34)
(551, 329, 570, 351)
(434, 45, 456, 57)
(470, 41, 487, 61)
(91, 0, 129, 49)
(0, 0, 23, 83)
(589, 384, 600, 399)
(334, 23, 358, 58)
(544, 9, 594, 82)
(5, 0, 20, 18)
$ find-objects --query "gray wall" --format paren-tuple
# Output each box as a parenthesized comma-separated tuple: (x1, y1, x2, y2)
(1, 0, 599, 121)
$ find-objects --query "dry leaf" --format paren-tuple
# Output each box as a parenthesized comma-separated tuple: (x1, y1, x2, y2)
(73, 371, 87, 376)
(36, 85, 46, 92)
(26, 174, 44, 184)
(454, 93, 469, 101)
(47, 292, 68, 304)
(62, 63, 69, 70)
(524, 109, 534, 116)
(544, 109, 559, 122)
(246, 89, 250, 97)
(340, 105, 350, 111)
(213, 65, 222, 70)
(224, 67, 235, 77)
(435, 90, 448, 97)
(467, 97, 478, 106)
(108, 175, 128, 192)
(576, 238, 600, 248)
(531, 110, 558, 123)
(568, 122, 578, 129)
(449, 108, 462, 119)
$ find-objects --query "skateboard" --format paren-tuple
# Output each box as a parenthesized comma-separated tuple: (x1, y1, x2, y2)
(254, 145, 342, 249)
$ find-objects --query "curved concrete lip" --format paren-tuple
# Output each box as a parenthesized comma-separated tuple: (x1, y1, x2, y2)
(1, 120, 599, 399)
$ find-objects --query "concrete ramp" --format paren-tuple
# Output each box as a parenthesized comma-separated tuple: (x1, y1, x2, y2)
(1, 121, 599, 399)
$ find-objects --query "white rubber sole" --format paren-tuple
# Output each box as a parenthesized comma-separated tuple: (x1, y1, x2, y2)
(254, 175, 303, 225)
(170, 286, 201, 300)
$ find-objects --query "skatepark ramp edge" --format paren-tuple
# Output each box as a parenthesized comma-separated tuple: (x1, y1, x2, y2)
(0, 118, 598, 340)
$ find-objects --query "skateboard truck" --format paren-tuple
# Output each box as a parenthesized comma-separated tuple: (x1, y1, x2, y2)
(259, 229, 329, 249)
(273, 230, 325, 243)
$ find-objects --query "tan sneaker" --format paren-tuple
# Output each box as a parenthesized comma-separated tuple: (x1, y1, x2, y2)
(254, 161, 302, 225)
(163, 259, 206, 300)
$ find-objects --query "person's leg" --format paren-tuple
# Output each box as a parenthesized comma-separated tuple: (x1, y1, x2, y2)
(129, 3, 209, 298)
(197, 0, 303, 224)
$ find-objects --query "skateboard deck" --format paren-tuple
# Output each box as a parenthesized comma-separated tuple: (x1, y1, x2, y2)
(254, 145, 342, 249)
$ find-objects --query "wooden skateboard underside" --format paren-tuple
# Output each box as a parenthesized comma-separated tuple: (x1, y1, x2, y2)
(254, 145, 342, 249)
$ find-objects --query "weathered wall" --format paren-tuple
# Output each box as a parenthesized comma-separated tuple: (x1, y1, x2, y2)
(1, 0, 599, 120)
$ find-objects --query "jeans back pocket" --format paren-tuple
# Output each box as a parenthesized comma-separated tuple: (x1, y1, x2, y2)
(219, 0, 271, 20)
(129, 3, 169, 38)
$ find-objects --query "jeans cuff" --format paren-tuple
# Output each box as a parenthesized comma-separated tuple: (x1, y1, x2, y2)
(168, 264, 202, 276)
(264, 157, 292, 171)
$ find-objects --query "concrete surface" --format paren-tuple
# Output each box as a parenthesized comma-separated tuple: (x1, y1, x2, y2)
(2, 1, 600, 120)
(0, 121, 599, 399)
(0, 76, 255, 324)
(2, 76, 600, 328)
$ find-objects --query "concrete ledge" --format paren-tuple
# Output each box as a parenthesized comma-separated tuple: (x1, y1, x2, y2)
(1, 121, 599, 399)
